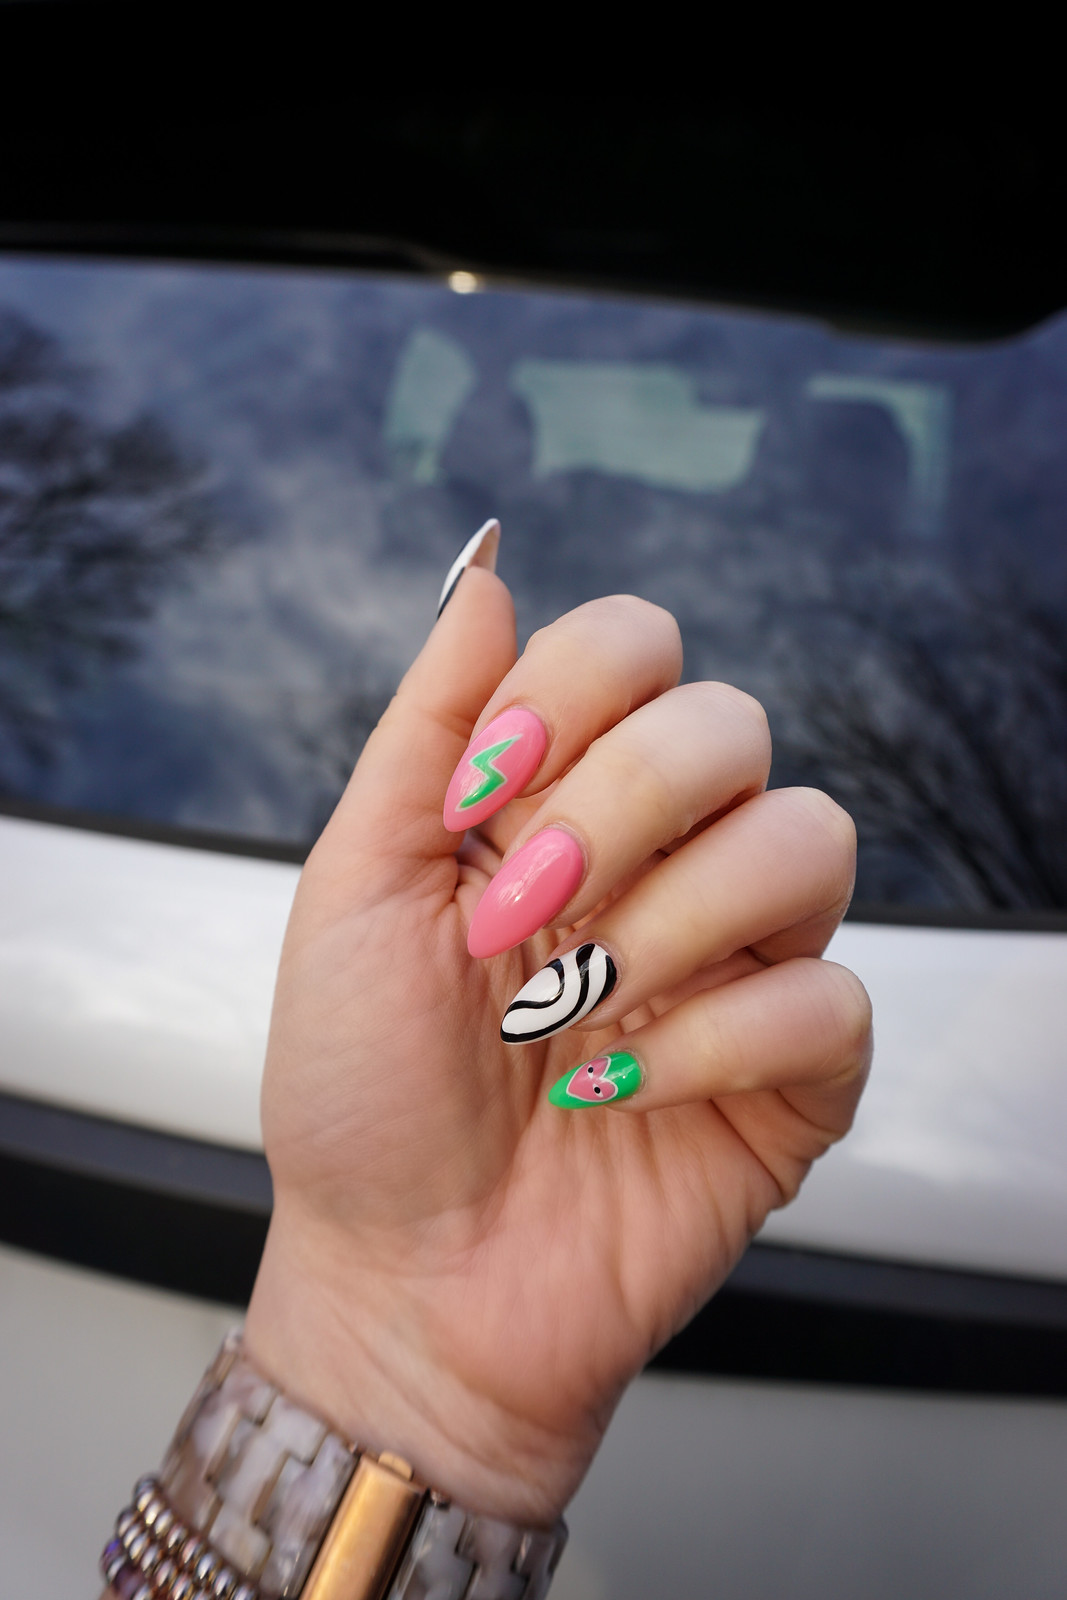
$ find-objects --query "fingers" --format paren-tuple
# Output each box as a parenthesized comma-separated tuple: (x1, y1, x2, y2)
(546, 957, 872, 1134)
(311, 546, 685, 898)
(500, 786, 855, 1041)
(443, 594, 683, 830)
(467, 681, 771, 957)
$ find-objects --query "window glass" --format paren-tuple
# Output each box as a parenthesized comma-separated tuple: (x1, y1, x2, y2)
(1, 257, 1064, 914)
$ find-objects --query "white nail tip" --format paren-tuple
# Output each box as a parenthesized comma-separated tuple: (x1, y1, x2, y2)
(501, 942, 618, 1043)
(436, 519, 501, 617)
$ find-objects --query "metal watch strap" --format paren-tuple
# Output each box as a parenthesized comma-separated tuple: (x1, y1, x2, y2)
(104, 1331, 566, 1600)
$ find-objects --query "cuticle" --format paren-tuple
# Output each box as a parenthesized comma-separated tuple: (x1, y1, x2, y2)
(467, 701, 550, 751)
(501, 818, 587, 878)
(613, 1047, 646, 1101)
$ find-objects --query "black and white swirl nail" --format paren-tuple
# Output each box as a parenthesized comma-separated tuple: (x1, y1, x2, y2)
(500, 942, 618, 1043)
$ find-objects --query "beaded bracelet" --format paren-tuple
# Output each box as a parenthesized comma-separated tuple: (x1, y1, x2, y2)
(101, 1475, 256, 1600)
(100, 1334, 566, 1600)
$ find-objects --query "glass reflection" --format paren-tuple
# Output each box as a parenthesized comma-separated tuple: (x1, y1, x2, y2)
(0, 256, 1063, 914)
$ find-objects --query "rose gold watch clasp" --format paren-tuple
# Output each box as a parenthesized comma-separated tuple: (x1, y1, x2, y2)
(301, 1452, 424, 1600)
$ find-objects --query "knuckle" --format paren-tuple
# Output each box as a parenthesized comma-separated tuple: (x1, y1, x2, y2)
(818, 961, 874, 1062)
(688, 681, 771, 757)
(786, 786, 857, 856)
(594, 739, 678, 829)
(594, 592, 680, 639)
(527, 594, 683, 680)
(550, 592, 679, 640)
(589, 594, 684, 670)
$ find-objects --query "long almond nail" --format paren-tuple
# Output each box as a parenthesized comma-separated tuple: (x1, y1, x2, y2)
(436, 519, 500, 617)
(466, 827, 584, 959)
(444, 707, 547, 831)
(548, 1050, 642, 1108)
(501, 942, 617, 1042)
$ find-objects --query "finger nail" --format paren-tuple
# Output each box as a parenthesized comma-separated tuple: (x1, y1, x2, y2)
(436, 519, 500, 617)
(444, 707, 547, 831)
(548, 1050, 642, 1108)
(466, 827, 584, 959)
(501, 941, 617, 1042)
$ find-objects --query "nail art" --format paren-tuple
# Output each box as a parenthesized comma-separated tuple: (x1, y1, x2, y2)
(501, 942, 617, 1043)
(443, 707, 547, 831)
(548, 1050, 642, 1108)
(466, 827, 584, 959)
(436, 519, 500, 617)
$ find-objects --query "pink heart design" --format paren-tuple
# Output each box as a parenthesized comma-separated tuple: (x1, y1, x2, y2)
(566, 1056, 619, 1103)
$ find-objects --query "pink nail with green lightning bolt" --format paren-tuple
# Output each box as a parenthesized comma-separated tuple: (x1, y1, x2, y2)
(443, 708, 547, 831)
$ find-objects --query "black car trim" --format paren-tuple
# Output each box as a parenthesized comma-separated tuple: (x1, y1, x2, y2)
(1, 1152, 266, 1309)
(847, 903, 1067, 933)
(0, 1089, 271, 1213)
(0, 99, 1064, 343)
(4, 800, 1066, 933)
(652, 1289, 1067, 1398)
(0, 796, 307, 867)
(3, 1091, 1067, 1395)
(726, 1238, 1067, 1331)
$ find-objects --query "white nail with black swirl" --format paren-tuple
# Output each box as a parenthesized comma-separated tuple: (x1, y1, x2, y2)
(500, 942, 618, 1043)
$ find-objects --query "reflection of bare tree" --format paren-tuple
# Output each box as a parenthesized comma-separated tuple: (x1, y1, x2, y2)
(0, 308, 220, 778)
(779, 565, 1067, 911)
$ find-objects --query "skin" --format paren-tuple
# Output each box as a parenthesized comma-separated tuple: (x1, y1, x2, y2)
(244, 570, 872, 1527)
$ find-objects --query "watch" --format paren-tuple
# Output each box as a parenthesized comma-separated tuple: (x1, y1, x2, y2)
(100, 1331, 567, 1600)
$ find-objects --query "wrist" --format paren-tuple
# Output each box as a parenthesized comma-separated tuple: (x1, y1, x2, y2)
(102, 1322, 569, 1600)
(244, 1202, 589, 1527)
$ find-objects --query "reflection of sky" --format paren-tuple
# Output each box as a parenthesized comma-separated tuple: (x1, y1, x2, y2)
(0, 261, 446, 837)
(1, 256, 1065, 900)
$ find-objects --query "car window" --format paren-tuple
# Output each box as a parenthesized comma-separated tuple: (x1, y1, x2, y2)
(0, 256, 1063, 916)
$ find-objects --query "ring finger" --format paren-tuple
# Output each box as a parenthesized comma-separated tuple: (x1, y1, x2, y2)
(500, 785, 855, 1042)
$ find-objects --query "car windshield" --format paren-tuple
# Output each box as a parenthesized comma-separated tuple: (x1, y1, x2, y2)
(1, 256, 1064, 917)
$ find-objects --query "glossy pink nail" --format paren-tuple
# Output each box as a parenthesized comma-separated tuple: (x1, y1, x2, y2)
(443, 707, 547, 831)
(467, 827, 584, 958)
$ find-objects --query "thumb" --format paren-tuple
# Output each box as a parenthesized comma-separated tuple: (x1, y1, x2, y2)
(318, 560, 518, 885)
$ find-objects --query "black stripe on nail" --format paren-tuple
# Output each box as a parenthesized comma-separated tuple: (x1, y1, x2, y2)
(500, 943, 617, 1043)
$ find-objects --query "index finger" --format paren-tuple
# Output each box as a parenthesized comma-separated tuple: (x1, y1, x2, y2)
(443, 594, 682, 831)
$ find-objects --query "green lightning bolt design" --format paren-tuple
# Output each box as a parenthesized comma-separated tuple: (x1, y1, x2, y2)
(459, 735, 520, 810)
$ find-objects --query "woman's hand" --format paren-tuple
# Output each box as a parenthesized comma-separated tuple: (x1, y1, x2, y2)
(244, 562, 871, 1526)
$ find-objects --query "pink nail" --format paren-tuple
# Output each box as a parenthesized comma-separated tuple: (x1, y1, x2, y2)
(467, 828, 584, 958)
(443, 708, 547, 831)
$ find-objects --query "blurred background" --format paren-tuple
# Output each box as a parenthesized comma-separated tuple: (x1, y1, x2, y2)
(1, 25, 1066, 1596)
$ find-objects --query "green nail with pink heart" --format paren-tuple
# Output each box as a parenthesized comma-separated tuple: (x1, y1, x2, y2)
(547, 1050, 642, 1109)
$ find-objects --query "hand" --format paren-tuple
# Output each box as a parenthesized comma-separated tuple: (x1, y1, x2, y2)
(244, 566, 871, 1525)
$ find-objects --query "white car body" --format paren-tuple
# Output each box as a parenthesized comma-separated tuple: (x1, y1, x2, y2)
(4, 813, 1067, 1599)
(4, 813, 1067, 1281)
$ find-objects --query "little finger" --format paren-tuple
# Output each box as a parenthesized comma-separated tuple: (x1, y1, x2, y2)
(546, 958, 872, 1119)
